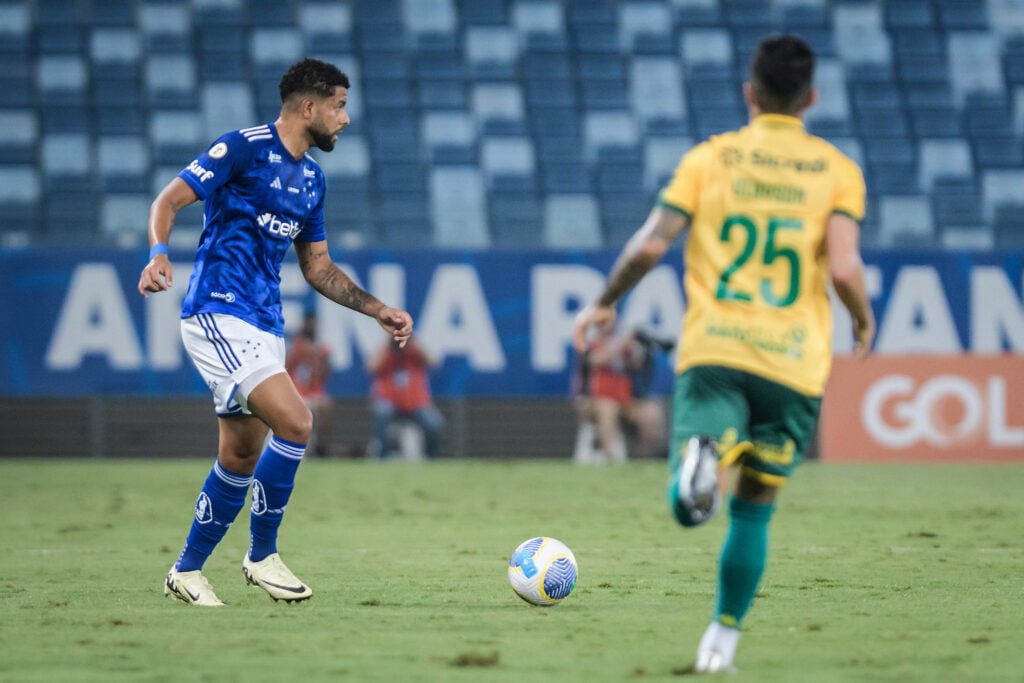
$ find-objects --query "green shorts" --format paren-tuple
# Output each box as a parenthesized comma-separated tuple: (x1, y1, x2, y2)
(671, 365, 822, 486)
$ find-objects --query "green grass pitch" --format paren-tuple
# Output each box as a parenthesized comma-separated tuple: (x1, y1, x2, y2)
(1, 458, 1021, 682)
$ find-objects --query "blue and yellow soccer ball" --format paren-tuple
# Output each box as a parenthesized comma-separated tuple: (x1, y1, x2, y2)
(507, 537, 578, 606)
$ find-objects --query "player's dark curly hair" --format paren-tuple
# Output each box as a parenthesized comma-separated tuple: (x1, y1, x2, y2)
(278, 58, 350, 103)
(749, 35, 814, 115)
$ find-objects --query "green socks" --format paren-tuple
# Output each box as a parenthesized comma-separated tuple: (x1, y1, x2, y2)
(715, 496, 775, 627)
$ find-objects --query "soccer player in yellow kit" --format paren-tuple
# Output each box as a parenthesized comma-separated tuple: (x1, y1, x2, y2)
(573, 35, 875, 673)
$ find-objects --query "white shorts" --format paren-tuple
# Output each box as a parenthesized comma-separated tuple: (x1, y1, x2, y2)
(181, 313, 286, 417)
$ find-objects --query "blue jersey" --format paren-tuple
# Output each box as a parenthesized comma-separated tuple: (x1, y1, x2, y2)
(177, 123, 327, 336)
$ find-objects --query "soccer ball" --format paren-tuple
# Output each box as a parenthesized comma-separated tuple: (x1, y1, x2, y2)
(507, 537, 578, 606)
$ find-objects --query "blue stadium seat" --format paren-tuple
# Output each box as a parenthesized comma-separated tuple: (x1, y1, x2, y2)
(962, 93, 1015, 138)
(375, 163, 426, 196)
(0, 110, 37, 164)
(909, 107, 963, 138)
(936, 0, 989, 30)
(0, 2, 31, 54)
(38, 55, 88, 108)
(458, 0, 507, 26)
(877, 195, 935, 247)
(540, 163, 592, 193)
(248, 0, 298, 27)
(98, 135, 150, 193)
(96, 108, 145, 136)
(931, 178, 985, 228)
(890, 28, 945, 57)
(788, 28, 838, 58)
(41, 105, 91, 134)
(525, 81, 577, 109)
(721, 0, 772, 28)
(543, 193, 603, 248)
(37, 23, 85, 54)
(414, 32, 461, 53)
(781, 5, 830, 30)
(897, 53, 951, 85)
(416, 51, 463, 81)
(883, 0, 936, 29)
(581, 79, 630, 110)
(601, 195, 653, 244)
(643, 116, 690, 138)
(364, 80, 415, 109)
(466, 26, 519, 81)
(688, 79, 742, 109)
(672, 0, 722, 29)
(521, 53, 572, 82)
(357, 21, 407, 53)
(993, 204, 1024, 248)
(973, 138, 1024, 169)
(150, 110, 202, 166)
(0, 167, 40, 242)
(489, 194, 544, 248)
(1003, 36, 1024, 86)
(429, 166, 491, 247)
(418, 80, 467, 110)
(869, 163, 921, 196)
(850, 82, 903, 111)
(537, 135, 584, 167)
(43, 177, 98, 242)
(807, 118, 854, 139)
(904, 83, 956, 111)
(855, 108, 911, 139)
(631, 32, 676, 56)
(692, 107, 746, 140)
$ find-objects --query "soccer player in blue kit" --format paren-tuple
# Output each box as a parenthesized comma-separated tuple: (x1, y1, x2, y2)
(138, 59, 413, 606)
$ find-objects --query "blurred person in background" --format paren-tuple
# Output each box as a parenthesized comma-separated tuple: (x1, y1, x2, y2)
(138, 58, 413, 607)
(571, 317, 633, 464)
(573, 35, 874, 673)
(366, 334, 445, 460)
(286, 311, 334, 457)
(623, 328, 675, 460)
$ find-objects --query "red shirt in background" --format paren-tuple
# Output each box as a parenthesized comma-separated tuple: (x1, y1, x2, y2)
(286, 335, 330, 400)
(371, 341, 433, 413)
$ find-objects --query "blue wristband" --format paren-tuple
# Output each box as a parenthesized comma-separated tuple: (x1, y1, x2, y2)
(149, 243, 169, 259)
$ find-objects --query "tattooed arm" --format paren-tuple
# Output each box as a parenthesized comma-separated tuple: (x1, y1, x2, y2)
(295, 240, 413, 345)
(572, 207, 689, 352)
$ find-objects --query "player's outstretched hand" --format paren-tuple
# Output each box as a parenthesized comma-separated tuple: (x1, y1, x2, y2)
(572, 303, 616, 353)
(377, 306, 413, 347)
(138, 254, 173, 298)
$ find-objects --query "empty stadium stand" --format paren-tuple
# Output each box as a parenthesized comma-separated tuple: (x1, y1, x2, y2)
(2, 0, 1022, 251)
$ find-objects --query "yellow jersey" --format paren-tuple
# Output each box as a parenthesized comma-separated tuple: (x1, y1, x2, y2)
(659, 114, 866, 396)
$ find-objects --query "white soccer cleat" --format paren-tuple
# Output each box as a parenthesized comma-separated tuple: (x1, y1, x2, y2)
(242, 553, 313, 603)
(164, 567, 225, 607)
(675, 436, 722, 527)
(694, 621, 740, 674)
(695, 649, 738, 674)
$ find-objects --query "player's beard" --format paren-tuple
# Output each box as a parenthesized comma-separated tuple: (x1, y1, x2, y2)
(310, 123, 336, 152)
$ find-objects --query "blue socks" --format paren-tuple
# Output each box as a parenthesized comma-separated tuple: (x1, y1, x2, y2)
(248, 436, 306, 562)
(175, 461, 252, 572)
(715, 496, 775, 628)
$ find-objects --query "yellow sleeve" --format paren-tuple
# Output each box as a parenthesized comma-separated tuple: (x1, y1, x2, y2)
(657, 142, 714, 218)
(832, 154, 866, 223)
